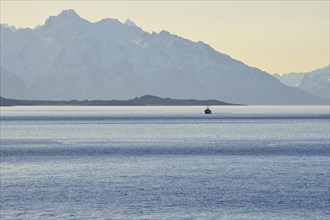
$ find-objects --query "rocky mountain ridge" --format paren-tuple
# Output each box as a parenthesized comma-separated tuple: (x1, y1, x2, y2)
(0, 9, 325, 104)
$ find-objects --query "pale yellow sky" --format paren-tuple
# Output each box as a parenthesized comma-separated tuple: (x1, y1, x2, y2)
(1, 0, 329, 74)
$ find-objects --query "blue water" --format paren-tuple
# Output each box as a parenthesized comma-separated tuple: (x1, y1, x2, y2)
(1, 106, 329, 219)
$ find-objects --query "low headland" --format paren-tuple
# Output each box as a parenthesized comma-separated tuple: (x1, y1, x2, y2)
(0, 95, 240, 106)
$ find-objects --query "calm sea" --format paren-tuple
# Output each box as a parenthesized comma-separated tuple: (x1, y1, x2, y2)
(1, 106, 329, 219)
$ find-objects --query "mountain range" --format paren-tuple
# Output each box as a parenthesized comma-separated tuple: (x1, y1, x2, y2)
(0, 9, 327, 104)
(274, 65, 329, 100)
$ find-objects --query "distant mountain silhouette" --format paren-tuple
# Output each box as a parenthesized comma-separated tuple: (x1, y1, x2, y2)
(0, 95, 238, 106)
(0, 9, 325, 104)
(274, 65, 329, 100)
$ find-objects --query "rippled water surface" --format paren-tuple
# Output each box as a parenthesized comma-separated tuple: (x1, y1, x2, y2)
(1, 106, 329, 219)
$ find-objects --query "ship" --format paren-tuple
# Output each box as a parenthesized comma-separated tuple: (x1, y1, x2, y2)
(204, 106, 212, 114)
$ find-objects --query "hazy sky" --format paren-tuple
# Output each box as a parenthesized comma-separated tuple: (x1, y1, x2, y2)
(1, 0, 329, 74)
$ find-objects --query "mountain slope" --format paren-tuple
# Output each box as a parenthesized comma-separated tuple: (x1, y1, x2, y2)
(0, 9, 324, 104)
(0, 68, 31, 99)
(299, 66, 329, 100)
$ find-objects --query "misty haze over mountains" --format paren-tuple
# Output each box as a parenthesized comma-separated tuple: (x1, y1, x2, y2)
(0, 9, 327, 104)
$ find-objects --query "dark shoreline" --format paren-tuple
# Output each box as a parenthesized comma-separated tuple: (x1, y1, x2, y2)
(0, 95, 240, 107)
